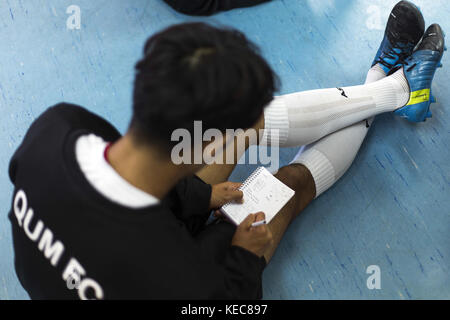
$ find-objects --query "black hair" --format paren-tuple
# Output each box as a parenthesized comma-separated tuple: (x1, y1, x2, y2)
(130, 22, 278, 152)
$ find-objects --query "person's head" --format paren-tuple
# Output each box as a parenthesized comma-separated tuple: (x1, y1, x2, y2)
(129, 22, 278, 158)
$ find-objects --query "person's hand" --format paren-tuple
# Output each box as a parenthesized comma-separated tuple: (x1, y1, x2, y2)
(231, 212, 273, 258)
(209, 182, 243, 210)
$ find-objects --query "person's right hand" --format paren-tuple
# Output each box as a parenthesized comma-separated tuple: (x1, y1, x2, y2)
(231, 212, 273, 258)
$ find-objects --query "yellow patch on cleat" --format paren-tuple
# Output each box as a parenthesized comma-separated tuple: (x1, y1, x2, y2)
(406, 89, 430, 106)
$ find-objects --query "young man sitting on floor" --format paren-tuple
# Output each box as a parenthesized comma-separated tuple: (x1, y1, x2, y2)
(8, 1, 444, 299)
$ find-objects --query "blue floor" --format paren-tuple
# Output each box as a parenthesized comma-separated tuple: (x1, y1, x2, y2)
(1, 0, 449, 300)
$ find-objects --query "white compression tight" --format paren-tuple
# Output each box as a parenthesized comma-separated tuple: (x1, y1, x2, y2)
(261, 68, 408, 147)
(263, 64, 393, 197)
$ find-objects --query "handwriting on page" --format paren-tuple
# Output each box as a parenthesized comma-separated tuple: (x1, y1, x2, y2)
(222, 168, 295, 225)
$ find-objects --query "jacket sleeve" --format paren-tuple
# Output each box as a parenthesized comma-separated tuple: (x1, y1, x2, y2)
(168, 179, 266, 299)
(164, 175, 213, 234)
(223, 245, 266, 299)
(195, 221, 266, 299)
(163, 0, 271, 16)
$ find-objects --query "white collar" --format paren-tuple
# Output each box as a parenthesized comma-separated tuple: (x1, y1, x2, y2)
(75, 134, 159, 209)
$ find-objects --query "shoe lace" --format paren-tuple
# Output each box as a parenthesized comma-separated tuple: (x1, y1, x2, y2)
(376, 42, 414, 69)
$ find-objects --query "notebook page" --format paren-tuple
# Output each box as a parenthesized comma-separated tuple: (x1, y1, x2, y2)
(221, 167, 295, 225)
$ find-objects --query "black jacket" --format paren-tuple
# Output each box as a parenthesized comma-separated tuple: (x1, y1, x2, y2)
(8, 104, 265, 299)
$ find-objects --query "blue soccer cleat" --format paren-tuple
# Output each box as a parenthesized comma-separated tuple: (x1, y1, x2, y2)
(372, 1, 425, 74)
(393, 24, 445, 122)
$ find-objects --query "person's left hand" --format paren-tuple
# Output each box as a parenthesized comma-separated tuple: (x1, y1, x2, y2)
(209, 182, 243, 212)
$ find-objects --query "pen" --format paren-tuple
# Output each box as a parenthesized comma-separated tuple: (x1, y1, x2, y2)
(251, 220, 266, 227)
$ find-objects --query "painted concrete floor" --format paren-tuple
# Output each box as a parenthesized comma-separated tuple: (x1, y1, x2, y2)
(0, 0, 449, 300)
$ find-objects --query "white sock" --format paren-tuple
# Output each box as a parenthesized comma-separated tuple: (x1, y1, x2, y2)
(365, 64, 387, 83)
(261, 68, 408, 147)
(291, 64, 389, 197)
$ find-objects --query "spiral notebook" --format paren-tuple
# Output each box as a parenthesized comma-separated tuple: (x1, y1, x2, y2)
(220, 167, 295, 225)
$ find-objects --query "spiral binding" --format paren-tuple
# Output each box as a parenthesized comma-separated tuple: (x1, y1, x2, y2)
(222, 167, 264, 209)
(239, 167, 264, 190)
